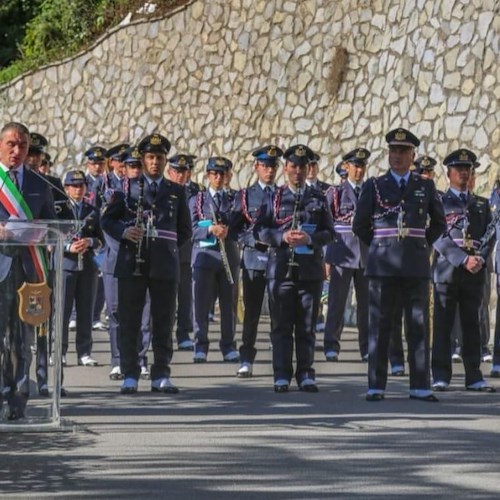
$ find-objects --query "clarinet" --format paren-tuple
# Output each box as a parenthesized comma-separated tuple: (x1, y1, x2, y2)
(132, 176, 146, 276)
(209, 204, 235, 285)
(285, 183, 302, 280)
(478, 205, 500, 254)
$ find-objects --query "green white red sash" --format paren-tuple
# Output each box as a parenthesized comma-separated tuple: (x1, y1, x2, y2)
(0, 166, 48, 281)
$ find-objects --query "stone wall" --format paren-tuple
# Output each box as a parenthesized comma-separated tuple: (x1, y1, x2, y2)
(0, 0, 498, 192)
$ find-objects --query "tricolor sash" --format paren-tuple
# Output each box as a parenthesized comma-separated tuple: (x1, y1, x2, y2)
(0, 166, 48, 282)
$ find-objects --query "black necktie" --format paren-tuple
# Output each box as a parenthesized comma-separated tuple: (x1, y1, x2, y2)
(399, 178, 406, 193)
(354, 186, 360, 198)
(264, 186, 272, 195)
(214, 192, 221, 209)
(150, 181, 157, 197)
(8, 170, 19, 190)
(459, 192, 467, 205)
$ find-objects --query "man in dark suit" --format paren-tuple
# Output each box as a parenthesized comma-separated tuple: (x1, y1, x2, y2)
(324, 148, 370, 362)
(353, 128, 446, 402)
(231, 145, 283, 377)
(431, 149, 495, 393)
(256, 144, 335, 392)
(102, 134, 191, 394)
(0, 122, 56, 420)
(59, 170, 104, 367)
(189, 157, 240, 363)
(167, 154, 199, 351)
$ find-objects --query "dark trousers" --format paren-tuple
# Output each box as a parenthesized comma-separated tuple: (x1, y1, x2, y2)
(267, 279, 321, 383)
(63, 268, 98, 358)
(93, 274, 105, 322)
(0, 257, 33, 416)
(368, 277, 431, 391)
(192, 266, 237, 355)
(103, 273, 152, 368)
(176, 261, 193, 343)
(324, 266, 368, 357)
(432, 280, 483, 386)
(493, 275, 500, 365)
(388, 294, 405, 367)
(118, 276, 176, 381)
(239, 268, 268, 363)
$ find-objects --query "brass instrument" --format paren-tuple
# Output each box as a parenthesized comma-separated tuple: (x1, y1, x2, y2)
(132, 176, 145, 276)
(209, 204, 234, 285)
(285, 183, 302, 280)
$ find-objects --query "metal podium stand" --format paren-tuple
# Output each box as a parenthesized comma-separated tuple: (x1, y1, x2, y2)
(0, 219, 77, 432)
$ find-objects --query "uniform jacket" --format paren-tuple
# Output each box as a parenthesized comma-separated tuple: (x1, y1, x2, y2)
(59, 201, 104, 272)
(352, 171, 446, 278)
(231, 183, 275, 272)
(432, 189, 494, 284)
(489, 187, 500, 273)
(307, 179, 331, 195)
(179, 181, 202, 264)
(85, 174, 106, 208)
(256, 184, 335, 281)
(189, 189, 239, 270)
(101, 176, 191, 281)
(325, 182, 368, 268)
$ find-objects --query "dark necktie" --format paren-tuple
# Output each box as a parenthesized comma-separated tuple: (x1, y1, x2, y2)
(150, 181, 158, 197)
(214, 192, 221, 209)
(459, 192, 467, 205)
(354, 186, 361, 198)
(264, 186, 272, 195)
(8, 170, 19, 190)
(399, 178, 406, 194)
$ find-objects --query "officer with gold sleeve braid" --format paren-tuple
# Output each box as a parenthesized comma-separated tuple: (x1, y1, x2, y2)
(353, 128, 446, 402)
(431, 149, 496, 393)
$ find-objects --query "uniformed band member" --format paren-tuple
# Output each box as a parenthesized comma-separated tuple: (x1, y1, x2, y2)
(490, 183, 500, 378)
(102, 133, 191, 394)
(431, 149, 495, 393)
(257, 144, 335, 392)
(353, 128, 446, 402)
(102, 146, 152, 380)
(167, 153, 198, 351)
(0, 122, 56, 420)
(232, 145, 283, 377)
(84, 146, 107, 208)
(60, 170, 104, 367)
(324, 148, 370, 362)
(104, 144, 129, 194)
(335, 161, 348, 184)
(306, 153, 331, 194)
(414, 155, 437, 180)
(190, 157, 240, 363)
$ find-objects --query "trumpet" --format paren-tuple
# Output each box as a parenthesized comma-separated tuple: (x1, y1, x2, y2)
(285, 183, 302, 281)
(132, 176, 146, 276)
(209, 204, 234, 285)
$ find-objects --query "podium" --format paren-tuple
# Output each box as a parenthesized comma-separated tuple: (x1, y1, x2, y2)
(0, 219, 77, 431)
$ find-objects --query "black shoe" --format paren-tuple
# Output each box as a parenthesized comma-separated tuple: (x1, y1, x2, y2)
(38, 384, 49, 397)
(299, 383, 319, 393)
(410, 394, 439, 402)
(366, 393, 384, 401)
(274, 381, 289, 393)
(7, 408, 24, 421)
(392, 369, 405, 377)
(466, 385, 496, 393)
(490, 370, 500, 378)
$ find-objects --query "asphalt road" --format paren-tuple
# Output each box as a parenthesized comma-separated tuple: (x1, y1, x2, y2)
(1, 318, 499, 499)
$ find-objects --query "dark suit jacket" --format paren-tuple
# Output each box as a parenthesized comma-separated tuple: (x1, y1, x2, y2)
(101, 177, 191, 281)
(179, 182, 202, 265)
(231, 183, 275, 272)
(352, 171, 446, 278)
(325, 182, 368, 268)
(0, 166, 56, 281)
(433, 190, 493, 284)
(257, 185, 334, 281)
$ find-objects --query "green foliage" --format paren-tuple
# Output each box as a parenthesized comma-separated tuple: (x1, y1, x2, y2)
(0, 0, 187, 86)
(0, 0, 42, 68)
